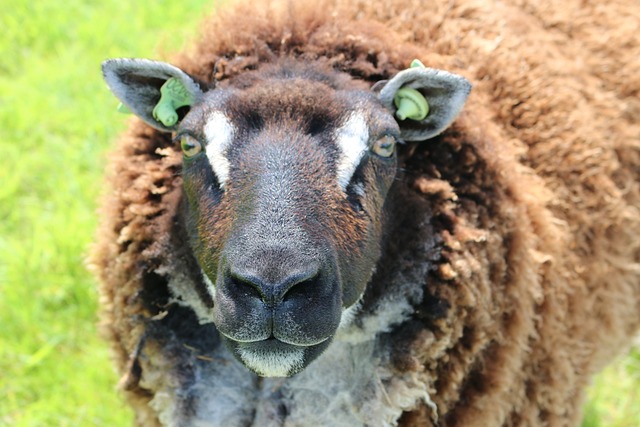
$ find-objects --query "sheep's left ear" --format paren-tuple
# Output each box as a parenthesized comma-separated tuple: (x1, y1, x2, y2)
(377, 62, 472, 141)
(102, 58, 205, 132)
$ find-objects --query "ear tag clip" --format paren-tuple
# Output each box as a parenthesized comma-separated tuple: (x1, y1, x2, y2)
(117, 103, 131, 114)
(152, 77, 196, 127)
(393, 59, 430, 121)
(410, 59, 426, 69)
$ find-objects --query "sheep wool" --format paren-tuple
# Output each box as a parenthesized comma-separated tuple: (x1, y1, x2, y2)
(90, 0, 640, 426)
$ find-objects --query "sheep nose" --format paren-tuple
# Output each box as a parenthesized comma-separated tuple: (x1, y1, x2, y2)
(226, 265, 320, 306)
(213, 251, 341, 347)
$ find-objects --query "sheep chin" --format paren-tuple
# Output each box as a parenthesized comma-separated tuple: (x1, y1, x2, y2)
(222, 336, 334, 377)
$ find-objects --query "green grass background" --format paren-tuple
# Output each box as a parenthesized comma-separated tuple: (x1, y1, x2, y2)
(0, 0, 637, 425)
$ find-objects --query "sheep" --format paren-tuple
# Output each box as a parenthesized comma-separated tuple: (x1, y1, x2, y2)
(89, 0, 640, 425)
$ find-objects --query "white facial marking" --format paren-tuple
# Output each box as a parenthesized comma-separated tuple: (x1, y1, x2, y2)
(204, 111, 235, 189)
(237, 346, 304, 378)
(335, 113, 369, 190)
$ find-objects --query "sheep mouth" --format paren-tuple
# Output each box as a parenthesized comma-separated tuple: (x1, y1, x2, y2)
(222, 336, 333, 377)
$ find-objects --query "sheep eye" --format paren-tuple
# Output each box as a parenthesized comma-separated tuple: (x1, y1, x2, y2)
(180, 135, 203, 158)
(372, 135, 396, 158)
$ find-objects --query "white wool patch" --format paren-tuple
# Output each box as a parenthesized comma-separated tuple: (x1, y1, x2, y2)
(337, 299, 362, 331)
(255, 337, 436, 427)
(142, 340, 258, 427)
(337, 297, 415, 344)
(201, 269, 216, 300)
(335, 113, 369, 190)
(204, 112, 235, 189)
(157, 263, 214, 324)
(237, 345, 304, 378)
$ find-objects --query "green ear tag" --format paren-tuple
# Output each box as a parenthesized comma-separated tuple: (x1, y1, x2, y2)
(394, 87, 429, 121)
(152, 78, 196, 127)
(394, 59, 430, 121)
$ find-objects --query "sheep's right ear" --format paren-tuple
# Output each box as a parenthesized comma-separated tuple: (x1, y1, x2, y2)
(102, 58, 205, 132)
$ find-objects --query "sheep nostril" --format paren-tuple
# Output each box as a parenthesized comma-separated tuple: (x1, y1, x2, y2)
(281, 274, 319, 303)
(228, 273, 266, 302)
(225, 265, 320, 306)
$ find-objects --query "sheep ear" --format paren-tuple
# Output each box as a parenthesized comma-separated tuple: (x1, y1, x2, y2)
(102, 58, 205, 132)
(377, 62, 472, 141)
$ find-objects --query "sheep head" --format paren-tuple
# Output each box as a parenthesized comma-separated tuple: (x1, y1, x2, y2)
(102, 58, 471, 377)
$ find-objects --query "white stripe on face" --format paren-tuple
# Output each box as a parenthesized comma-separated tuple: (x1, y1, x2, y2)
(335, 113, 369, 190)
(204, 112, 235, 189)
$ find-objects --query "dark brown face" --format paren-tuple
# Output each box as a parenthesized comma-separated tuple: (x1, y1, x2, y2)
(177, 67, 399, 376)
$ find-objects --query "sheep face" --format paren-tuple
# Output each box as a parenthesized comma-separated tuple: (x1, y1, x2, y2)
(181, 76, 399, 376)
(102, 59, 471, 377)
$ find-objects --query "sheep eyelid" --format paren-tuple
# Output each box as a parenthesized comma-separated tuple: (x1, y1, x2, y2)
(172, 131, 200, 144)
(369, 130, 401, 145)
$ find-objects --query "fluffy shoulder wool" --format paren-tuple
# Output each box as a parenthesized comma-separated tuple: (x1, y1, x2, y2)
(90, 0, 640, 426)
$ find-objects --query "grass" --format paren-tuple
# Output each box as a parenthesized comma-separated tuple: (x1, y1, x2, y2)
(0, 0, 214, 425)
(0, 0, 637, 426)
(584, 348, 640, 427)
